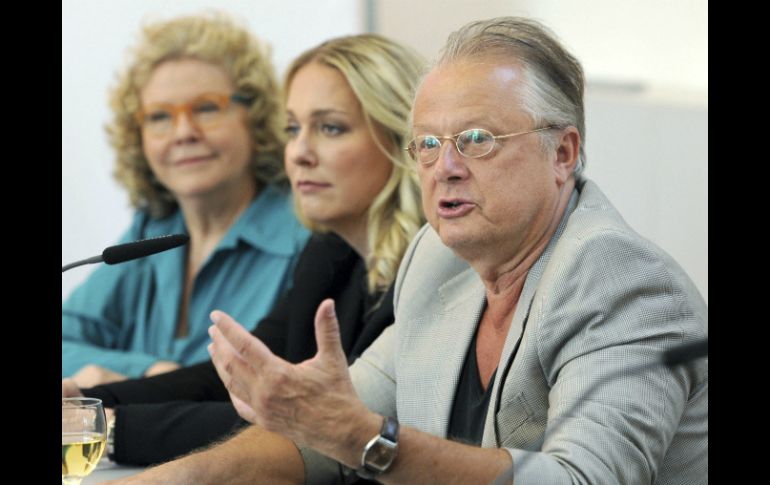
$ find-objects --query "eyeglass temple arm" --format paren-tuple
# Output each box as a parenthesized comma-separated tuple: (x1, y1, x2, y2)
(494, 125, 561, 139)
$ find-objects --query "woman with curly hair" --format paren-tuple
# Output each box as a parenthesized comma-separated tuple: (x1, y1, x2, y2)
(62, 14, 309, 387)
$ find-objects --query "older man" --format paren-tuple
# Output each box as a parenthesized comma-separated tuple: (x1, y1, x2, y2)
(115, 17, 707, 485)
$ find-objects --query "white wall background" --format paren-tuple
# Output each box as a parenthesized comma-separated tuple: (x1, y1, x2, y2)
(62, 0, 364, 300)
(375, 0, 707, 92)
(63, 0, 707, 302)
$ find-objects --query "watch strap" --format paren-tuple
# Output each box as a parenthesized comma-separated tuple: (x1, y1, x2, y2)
(379, 415, 399, 442)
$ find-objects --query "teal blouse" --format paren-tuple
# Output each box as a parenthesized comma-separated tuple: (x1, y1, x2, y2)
(62, 185, 309, 378)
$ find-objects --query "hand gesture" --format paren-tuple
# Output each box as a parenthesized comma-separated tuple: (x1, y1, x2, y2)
(208, 299, 376, 465)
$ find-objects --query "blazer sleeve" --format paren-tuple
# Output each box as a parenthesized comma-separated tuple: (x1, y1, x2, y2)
(504, 228, 708, 485)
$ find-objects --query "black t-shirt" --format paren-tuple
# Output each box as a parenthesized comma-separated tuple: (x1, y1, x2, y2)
(447, 328, 496, 445)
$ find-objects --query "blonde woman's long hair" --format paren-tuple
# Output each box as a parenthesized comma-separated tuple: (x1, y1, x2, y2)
(285, 34, 425, 293)
(107, 12, 286, 218)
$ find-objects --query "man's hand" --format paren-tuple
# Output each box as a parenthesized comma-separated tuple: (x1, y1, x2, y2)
(71, 364, 127, 388)
(62, 378, 84, 397)
(208, 298, 379, 467)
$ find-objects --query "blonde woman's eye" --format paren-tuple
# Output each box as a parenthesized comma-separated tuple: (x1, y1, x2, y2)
(284, 124, 300, 137)
(321, 124, 346, 136)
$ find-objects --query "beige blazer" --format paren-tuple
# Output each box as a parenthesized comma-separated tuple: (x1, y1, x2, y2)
(304, 179, 708, 484)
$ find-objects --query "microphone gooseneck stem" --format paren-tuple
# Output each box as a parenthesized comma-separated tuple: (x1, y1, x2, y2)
(61, 255, 103, 273)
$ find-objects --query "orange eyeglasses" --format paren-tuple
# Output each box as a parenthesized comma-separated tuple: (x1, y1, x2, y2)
(135, 93, 253, 137)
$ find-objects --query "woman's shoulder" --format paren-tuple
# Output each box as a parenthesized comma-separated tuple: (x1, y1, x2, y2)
(301, 233, 356, 262)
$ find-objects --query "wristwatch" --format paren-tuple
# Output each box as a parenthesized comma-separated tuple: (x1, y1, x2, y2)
(356, 416, 399, 479)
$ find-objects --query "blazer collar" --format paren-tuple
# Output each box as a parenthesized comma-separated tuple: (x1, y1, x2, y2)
(481, 187, 581, 447)
(399, 265, 485, 437)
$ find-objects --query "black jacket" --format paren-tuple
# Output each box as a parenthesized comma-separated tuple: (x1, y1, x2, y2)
(84, 234, 395, 466)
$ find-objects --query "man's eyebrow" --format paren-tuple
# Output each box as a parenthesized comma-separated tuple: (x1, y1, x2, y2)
(411, 117, 500, 133)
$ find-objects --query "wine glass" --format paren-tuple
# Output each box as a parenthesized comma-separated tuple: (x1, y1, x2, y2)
(62, 398, 107, 485)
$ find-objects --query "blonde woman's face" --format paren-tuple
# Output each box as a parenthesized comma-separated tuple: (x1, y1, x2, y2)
(139, 58, 255, 204)
(285, 62, 393, 236)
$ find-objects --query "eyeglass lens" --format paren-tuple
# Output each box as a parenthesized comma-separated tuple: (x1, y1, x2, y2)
(411, 129, 496, 163)
(140, 95, 232, 135)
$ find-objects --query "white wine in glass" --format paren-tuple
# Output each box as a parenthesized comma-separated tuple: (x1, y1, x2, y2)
(62, 398, 107, 485)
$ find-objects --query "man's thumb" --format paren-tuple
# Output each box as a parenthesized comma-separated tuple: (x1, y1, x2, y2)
(314, 299, 344, 359)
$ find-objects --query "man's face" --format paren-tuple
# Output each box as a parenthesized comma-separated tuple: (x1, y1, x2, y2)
(411, 60, 568, 265)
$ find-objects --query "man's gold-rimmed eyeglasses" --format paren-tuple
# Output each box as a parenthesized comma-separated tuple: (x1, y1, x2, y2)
(135, 93, 253, 137)
(405, 126, 558, 165)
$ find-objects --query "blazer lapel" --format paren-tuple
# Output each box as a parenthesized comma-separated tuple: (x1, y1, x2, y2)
(481, 188, 580, 448)
(398, 265, 485, 437)
(480, 259, 542, 447)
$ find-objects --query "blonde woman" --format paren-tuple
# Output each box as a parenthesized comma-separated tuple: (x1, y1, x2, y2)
(65, 34, 425, 468)
(62, 14, 309, 387)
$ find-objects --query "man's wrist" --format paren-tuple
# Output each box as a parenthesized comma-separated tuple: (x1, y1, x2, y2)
(339, 409, 382, 468)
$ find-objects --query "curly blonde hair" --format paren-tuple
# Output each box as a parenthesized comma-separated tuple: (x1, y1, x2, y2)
(285, 34, 426, 293)
(107, 13, 286, 218)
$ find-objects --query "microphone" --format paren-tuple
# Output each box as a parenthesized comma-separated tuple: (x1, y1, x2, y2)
(490, 338, 707, 484)
(62, 234, 189, 272)
(662, 338, 708, 366)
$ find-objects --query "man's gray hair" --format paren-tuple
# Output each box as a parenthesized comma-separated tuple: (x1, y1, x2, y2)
(438, 17, 586, 176)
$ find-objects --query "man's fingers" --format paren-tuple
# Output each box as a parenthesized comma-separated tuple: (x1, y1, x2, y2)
(208, 336, 255, 409)
(230, 394, 258, 424)
(207, 341, 231, 385)
(211, 310, 275, 365)
(313, 299, 346, 362)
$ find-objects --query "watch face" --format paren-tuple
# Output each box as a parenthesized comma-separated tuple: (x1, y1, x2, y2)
(366, 439, 397, 470)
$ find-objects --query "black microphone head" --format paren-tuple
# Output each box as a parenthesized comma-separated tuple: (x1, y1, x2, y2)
(662, 338, 708, 367)
(102, 234, 189, 265)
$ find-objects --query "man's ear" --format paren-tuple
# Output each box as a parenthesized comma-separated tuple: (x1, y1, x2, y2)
(552, 126, 580, 185)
